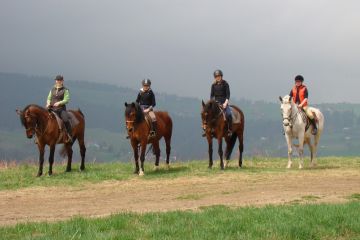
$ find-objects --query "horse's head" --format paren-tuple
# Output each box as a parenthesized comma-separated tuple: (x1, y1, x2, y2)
(17, 105, 39, 139)
(279, 95, 293, 127)
(201, 99, 221, 131)
(124, 102, 144, 133)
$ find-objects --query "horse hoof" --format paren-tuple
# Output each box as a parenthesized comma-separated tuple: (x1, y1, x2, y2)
(36, 173, 42, 177)
(299, 165, 303, 169)
(48, 172, 53, 176)
(153, 166, 160, 171)
(139, 171, 145, 176)
(66, 169, 72, 173)
(165, 164, 170, 170)
(208, 165, 212, 169)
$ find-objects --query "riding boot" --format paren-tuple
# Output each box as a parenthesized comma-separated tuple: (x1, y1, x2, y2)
(310, 118, 318, 135)
(149, 121, 157, 139)
(64, 121, 73, 143)
(227, 117, 233, 136)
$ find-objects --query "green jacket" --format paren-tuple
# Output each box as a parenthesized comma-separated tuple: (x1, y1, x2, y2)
(47, 85, 70, 108)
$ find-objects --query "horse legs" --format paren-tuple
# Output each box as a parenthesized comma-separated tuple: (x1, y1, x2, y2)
(311, 134, 321, 167)
(65, 144, 73, 172)
(78, 137, 86, 171)
(207, 136, 213, 169)
(153, 141, 161, 170)
(37, 144, 45, 177)
(285, 135, 293, 169)
(238, 135, 244, 168)
(298, 134, 305, 169)
(139, 142, 147, 176)
(218, 137, 224, 170)
(165, 136, 171, 169)
(48, 145, 55, 176)
(131, 140, 139, 174)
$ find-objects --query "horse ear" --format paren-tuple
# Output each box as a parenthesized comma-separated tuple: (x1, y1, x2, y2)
(202, 100, 205, 108)
(289, 96, 292, 102)
(15, 108, 23, 115)
(125, 102, 128, 107)
(279, 96, 283, 102)
(131, 102, 135, 108)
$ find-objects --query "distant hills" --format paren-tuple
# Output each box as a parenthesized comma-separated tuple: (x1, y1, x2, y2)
(1, 72, 360, 161)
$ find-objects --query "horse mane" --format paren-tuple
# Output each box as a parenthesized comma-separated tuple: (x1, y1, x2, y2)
(19, 104, 47, 127)
(125, 102, 144, 123)
(204, 99, 221, 116)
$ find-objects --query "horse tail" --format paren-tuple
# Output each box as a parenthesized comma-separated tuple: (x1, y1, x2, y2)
(226, 132, 238, 159)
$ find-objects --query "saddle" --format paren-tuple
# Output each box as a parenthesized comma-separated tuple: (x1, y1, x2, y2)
(50, 111, 79, 143)
(221, 106, 242, 124)
(302, 110, 319, 132)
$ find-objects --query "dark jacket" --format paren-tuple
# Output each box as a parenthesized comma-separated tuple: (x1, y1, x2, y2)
(210, 80, 230, 104)
(136, 89, 156, 108)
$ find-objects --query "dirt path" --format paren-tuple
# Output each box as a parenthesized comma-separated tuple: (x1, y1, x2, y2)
(0, 168, 359, 226)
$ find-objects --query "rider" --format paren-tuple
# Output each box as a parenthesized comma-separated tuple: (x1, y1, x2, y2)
(289, 75, 317, 135)
(46, 74, 72, 142)
(210, 69, 232, 136)
(136, 78, 157, 138)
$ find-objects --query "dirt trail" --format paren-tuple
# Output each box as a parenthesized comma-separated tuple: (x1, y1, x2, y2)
(0, 168, 359, 226)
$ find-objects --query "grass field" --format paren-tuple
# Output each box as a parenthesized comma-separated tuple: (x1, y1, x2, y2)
(0, 202, 359, 240)
(0, 156, 359, 191)
(0, 157, 359, 239)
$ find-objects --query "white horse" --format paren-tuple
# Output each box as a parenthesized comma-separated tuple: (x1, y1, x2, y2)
(279, 95, 324, 169)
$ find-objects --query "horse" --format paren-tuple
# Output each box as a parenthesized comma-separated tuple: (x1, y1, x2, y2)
(16, 104, 86, 176)
(124, 102, 173, 176)
(201, 99, 245, 169)
(279, 95, 324, 168)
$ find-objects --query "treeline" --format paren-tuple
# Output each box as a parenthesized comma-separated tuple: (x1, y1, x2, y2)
(1, 72, 360, 160)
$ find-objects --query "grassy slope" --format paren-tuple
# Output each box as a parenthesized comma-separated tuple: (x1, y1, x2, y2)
(0, 157, 359, 191)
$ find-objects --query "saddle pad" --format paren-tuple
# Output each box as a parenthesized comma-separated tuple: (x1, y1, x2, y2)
(230, 106, 241, 124)
(52, 111, 79, 130)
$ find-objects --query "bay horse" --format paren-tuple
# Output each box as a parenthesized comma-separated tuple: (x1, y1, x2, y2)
(201, 100, 245, 169)
(16, 104, 86, 176)
(279, 95, 324, 168)
(124, 102, 173, 176)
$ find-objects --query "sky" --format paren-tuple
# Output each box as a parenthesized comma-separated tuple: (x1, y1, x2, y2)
(1, 0, 359, 103)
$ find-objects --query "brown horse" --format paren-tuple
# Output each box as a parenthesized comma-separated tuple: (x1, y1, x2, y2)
(124, 102, 173, 175)
(201, 100, 245, 169)
(16, 104, 86, 176)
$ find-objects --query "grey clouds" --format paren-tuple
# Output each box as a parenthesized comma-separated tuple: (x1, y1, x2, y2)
(1, 0, 359, 103)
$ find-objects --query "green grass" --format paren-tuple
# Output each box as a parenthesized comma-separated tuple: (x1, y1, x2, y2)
(1, 202, 359, 240)
(0, 156, 359, 191)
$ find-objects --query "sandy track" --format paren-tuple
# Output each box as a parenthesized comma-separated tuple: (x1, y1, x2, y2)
(0, 168, 359, 226)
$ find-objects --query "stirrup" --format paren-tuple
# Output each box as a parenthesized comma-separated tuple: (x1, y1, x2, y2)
(65, 134, 72, 143)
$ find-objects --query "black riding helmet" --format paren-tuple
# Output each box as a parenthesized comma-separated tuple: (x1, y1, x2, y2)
(294, 75, 304, 82)
(54, 75, 64, 81)
(213, 70, 223, 77)
(142, 78, 151, 86)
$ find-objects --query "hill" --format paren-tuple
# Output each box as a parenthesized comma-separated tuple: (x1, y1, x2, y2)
(1, 72, 360, 161)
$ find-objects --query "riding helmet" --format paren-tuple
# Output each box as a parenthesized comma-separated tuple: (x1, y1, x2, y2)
(54, 75, 64, 81)
(213, 69, 223, 77)
(142, 78, 151, 86)
(294, 75, 304, 82)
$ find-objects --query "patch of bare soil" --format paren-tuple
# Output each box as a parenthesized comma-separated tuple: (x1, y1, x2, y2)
(0, 168, 359, 226)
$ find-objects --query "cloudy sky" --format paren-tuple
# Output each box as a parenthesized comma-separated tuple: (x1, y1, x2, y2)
(1, 0, 359, 103)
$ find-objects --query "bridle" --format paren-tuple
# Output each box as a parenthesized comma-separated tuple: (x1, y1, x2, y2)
(202, 103, 223, 130)
(282, 103, 304, 128)
(23, 110, 50, 138)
